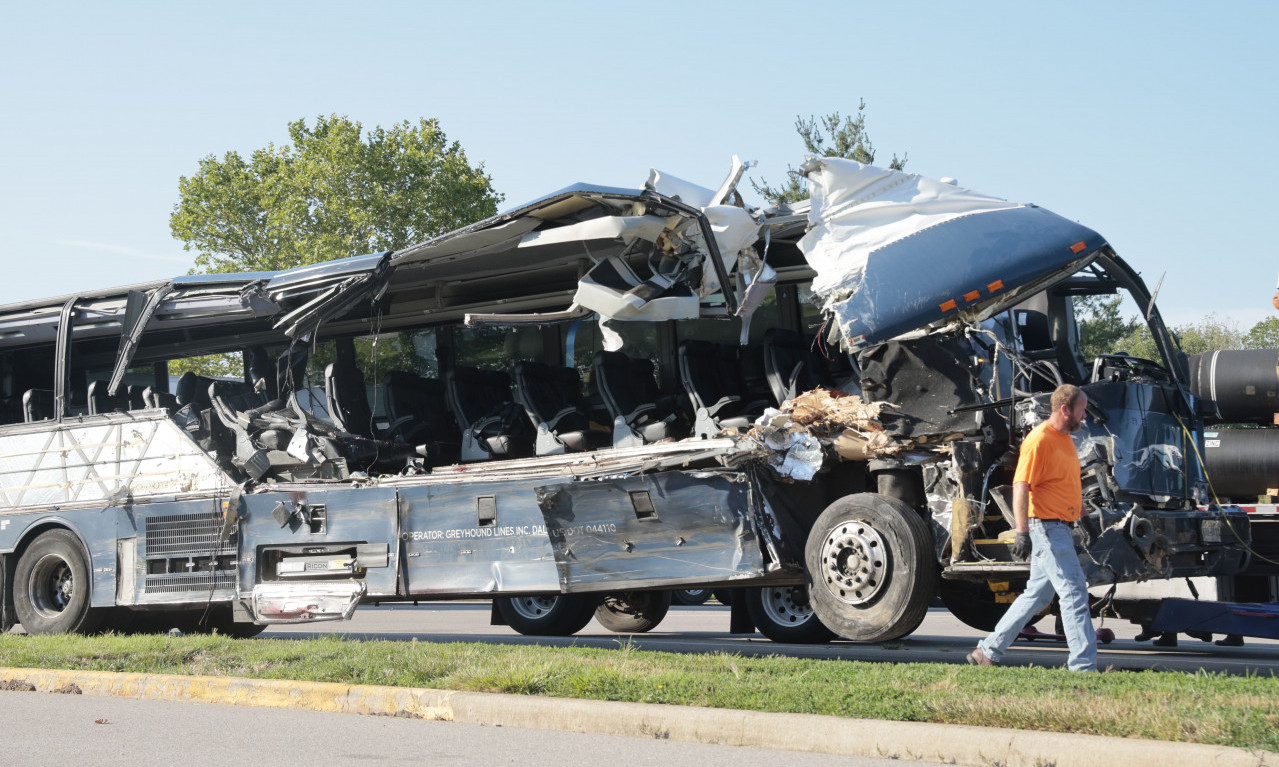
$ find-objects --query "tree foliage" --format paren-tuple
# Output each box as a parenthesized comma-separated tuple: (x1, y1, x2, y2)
(170, 115, 503, 274)
(1075, 295, 1141, 361)
(1080, 302, 1279, 363)
(1244, 316, 1279, 349)
(752, 100, 908, 206)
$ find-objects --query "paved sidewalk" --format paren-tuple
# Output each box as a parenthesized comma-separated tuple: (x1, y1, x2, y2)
(1, 666, 1272, 767)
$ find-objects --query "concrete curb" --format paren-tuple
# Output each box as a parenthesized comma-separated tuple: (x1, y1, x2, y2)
(1, 666, 1272, 767)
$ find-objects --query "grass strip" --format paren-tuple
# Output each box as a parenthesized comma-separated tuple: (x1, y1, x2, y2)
(3, 633, 1277, 752)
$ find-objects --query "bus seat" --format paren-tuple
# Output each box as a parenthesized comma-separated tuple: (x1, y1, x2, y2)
(175, 371, 218, 410)
(87, 380, 131, 415)
(443, 366, 533, 461)
(383, 370, 461, 465)
(514, 361, 610, 455)
(677, 340, 770, 438)
(763, 329, 831, 406)
(325, 361, 376, 439)
(592, 351, 687, 446)
(142, 386, 179, 411)
(22, 389, 54, 422)
(126, 385, 147, 410)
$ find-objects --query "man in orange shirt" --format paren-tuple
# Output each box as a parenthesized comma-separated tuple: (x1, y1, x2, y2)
(968, 383, 1098, 671)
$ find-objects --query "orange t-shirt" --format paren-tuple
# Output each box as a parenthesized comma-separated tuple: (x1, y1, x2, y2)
(1013, 421, 1082, 521)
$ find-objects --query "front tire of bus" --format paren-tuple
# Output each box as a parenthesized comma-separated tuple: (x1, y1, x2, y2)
(496, 594, 597, 636)
(804, 493, 937, 643)
(12, 529, 105, 635)
(744, 585, 835, 644)
(594, 591, 671, 633)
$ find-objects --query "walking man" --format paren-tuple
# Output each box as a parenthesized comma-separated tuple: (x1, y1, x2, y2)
(968, 383, 1098, 671)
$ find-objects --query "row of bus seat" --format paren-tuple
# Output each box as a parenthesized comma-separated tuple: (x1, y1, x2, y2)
(21, 379, 181, 422)
(322, 330, 843, 462)
(18, 330, 846, 467)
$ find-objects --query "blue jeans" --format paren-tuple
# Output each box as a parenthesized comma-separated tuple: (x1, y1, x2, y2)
(978, 518, 1098, 671)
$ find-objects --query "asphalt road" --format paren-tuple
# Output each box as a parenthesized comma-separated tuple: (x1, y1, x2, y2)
(260, 602, 1279, 676)
(0, 690, 934, 767)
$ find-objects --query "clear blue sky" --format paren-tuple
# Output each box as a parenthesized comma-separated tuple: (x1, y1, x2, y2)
(2, 1, 1275, 329)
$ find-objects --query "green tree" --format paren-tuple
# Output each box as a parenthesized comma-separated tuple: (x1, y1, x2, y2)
(169, 353, 244, 380)
(1075, 295, 1141, 361)
(752, 100, 908, 205)
(1110, 313, 1244, 362)
(170, 115, 503, 273)
(1243, 316, 1279, 349)
(1172, 315, 1244, 355)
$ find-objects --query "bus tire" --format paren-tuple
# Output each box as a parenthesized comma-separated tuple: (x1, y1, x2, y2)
(495, 594, 596, 636)
(671, 588, 712, 606)
(594, 591, 671, 633)
(744, 585, 835, 644)
(804, 493, 937, 643)
(1, 556, 15, 633)
(12, 529, 105, 635)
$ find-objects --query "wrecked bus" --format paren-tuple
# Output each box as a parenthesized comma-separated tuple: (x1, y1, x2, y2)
(0, 157, 1268, 642)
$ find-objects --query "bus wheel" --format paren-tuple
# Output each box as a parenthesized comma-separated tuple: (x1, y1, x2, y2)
(671, 588, 712, 606)
(496, 594, 596, 636)
(594, 591, 671, 633)
(744, 585, 835, 644)
(804, 493, 937, 643)
(12, 529, 105, 635)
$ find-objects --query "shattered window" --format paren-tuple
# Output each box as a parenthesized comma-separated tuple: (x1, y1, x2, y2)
(797, 282, 825, 334)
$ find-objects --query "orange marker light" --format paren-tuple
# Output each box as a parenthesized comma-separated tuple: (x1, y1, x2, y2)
(939, 299, 958, 312)
(964, 290, 981, 302)
(988, 280, 1004, 292)
(1070, 241, 1087, 254)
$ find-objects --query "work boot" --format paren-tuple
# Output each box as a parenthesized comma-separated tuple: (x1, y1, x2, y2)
(1215, 634, 1244, 647)
(967, 646, 997, 666)
(1152, 632, 1178, 647)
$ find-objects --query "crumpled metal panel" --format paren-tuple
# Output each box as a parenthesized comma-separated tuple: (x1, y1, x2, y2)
(397, 480, 561, 596)
(1077, 380, 1189, 503)
(798, 159, 1103, 350)
(251, 581, 366, 623)
(535, 470, 767, 592)
(237, 486, 402, 598)
(0, 412, 227, 511)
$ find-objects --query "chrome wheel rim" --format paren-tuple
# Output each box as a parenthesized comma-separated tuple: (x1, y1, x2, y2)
(508, 595, 560, 620)
(759, 586, 815, 625)
(29, 554, 75, 618)
(819, 521, 888, 605)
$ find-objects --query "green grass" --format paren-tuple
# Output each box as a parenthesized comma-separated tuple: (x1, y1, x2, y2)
(2, 633, 1277, 752)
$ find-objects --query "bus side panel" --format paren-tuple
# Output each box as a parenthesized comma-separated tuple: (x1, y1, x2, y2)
(238, 486, 401, 597)
(537, 470, 768, 592)
(0, 508, 122, 609)
(398, 480, 561, 596)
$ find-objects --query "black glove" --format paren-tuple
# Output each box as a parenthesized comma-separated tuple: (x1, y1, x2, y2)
(1012, 531, 1032, 561)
